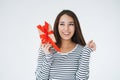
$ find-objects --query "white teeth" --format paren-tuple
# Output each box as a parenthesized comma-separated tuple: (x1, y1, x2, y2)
(63, 32, 69, 35)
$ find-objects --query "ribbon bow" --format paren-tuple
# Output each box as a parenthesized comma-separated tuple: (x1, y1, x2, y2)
(37, 21, 61, 52)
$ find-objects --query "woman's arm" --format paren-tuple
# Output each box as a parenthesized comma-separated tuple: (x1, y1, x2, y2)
(76, 46, 93, 80)
(35, 48, 54, 80)
(76, 40, 96, 80)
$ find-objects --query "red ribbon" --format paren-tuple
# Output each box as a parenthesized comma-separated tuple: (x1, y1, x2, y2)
(37, 21, 61, 52)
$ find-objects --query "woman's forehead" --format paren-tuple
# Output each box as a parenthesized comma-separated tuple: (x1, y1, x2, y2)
(59, 14, 74, 23)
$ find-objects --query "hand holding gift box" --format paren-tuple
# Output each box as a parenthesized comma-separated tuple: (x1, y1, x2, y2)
(37, 21, 60, 52)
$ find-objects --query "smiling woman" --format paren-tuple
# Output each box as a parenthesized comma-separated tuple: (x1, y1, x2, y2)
(35, 10, 96, 80)
(58, 14, 75, 42)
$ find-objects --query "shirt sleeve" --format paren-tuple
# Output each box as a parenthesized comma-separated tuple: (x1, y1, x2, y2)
(35, 47, 54, 80)
(76, 45, 93, 80)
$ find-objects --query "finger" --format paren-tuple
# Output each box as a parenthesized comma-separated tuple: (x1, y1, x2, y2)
(44, 43, 51, 49)
(91, 41, 95, 47)
(41, 43, 45, 48)
(93, 42, 96, 51)
(46, 43, 52, 50)
(87, 40, 93, 47)
(92, 42, 96, 51)
(89, 40, 93, 44)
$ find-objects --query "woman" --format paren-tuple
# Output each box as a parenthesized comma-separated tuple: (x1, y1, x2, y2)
(35, 10, 96, 80)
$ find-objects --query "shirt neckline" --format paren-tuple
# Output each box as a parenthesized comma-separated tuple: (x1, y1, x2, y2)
(57, 44, 78, 55)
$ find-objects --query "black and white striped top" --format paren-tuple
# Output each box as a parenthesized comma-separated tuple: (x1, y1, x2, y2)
(35, 44, 93, 80)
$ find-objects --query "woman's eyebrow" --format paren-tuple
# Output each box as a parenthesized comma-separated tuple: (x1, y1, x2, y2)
(59, 21, 64, 23)
(69, 21, 74, 23)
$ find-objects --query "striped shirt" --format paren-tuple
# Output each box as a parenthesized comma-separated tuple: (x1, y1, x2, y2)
(35, 44, 93, 80)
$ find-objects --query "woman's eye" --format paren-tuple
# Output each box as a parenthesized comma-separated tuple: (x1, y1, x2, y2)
(60, 23, 64, 26)
(69, 23, 74, 26)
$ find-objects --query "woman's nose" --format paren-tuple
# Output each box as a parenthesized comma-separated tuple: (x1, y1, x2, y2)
(64, 25, 69, 30)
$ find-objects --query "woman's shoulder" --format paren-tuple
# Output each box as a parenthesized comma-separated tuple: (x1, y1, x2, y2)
(76, 44, 84, 50)
(77, 44, 93, 54)
(71, 44, 84, 54)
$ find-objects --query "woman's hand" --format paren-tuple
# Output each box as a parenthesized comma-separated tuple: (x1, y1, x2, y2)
(87, 40, 96, 51)
(41, 43, 52, 54)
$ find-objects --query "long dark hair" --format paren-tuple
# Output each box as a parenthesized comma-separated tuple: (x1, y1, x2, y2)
(54, 10, 86, 47)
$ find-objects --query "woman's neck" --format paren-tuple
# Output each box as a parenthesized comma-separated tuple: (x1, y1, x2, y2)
(60, 40, 76, 53)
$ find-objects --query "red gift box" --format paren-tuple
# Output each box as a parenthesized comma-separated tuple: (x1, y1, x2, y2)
(37, 21, 60, 52)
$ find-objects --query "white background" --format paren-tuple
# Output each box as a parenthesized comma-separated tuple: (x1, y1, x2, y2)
(0, 0, 120, 80)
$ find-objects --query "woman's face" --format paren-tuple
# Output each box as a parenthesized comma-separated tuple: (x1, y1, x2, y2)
(58, 14, 75, 41)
